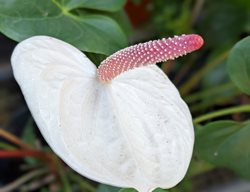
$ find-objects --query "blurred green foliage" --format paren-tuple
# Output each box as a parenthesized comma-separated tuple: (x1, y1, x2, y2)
(196, 120, 250, 179)
(0, 0, 128, 55)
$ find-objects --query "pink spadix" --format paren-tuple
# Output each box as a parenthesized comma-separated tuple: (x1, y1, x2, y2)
(97, 34, 204, 82)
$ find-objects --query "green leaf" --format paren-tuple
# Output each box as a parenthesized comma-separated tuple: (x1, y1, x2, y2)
(227, 36, 250, 95)
(119, 188, 137, 192)
(195, 120, 250, 180)
(153, 188, 169, 192)
(97, 184, 121, 192)
(107, 11, 133, 38)
(118, 188, 169, 192)
(63, 0, 126, 12)
(0, 0, 127, 55)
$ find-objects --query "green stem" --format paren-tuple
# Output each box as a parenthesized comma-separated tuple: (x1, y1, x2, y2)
(0, 142, 16, 150)
(180, 50, 229, 96)
(0, 129, 32, 149)
(68, 171, 96, 192)
(193, 105, 250, 124)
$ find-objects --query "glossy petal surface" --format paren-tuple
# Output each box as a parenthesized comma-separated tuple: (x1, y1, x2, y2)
(11, 36, 194, 192)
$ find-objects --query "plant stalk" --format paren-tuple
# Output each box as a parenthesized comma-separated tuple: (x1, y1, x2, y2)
(0, 129, 32, 149)
(193, 105, 250, 124)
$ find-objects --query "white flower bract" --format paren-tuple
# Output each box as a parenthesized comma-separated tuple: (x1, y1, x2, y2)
(11, 36, 194, 192)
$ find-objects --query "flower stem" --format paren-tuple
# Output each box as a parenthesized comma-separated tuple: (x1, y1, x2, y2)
(0, 129, 32, 149)
(0, 142, 17, 150)
(193, 105, 250, 124)
(0, 150, 52, 162)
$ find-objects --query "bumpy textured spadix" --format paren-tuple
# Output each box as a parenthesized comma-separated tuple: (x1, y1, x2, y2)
(11, 34, 203, 192)
(98, 34, 203, 82)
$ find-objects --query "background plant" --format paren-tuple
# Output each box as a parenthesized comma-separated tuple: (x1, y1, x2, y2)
(0, 0, 249, 191)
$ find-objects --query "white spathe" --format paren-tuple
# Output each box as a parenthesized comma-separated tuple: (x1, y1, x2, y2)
(11, 36, 194, 192)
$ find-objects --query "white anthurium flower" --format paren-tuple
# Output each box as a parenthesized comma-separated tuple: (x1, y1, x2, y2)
(11, 34, 203, 192)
